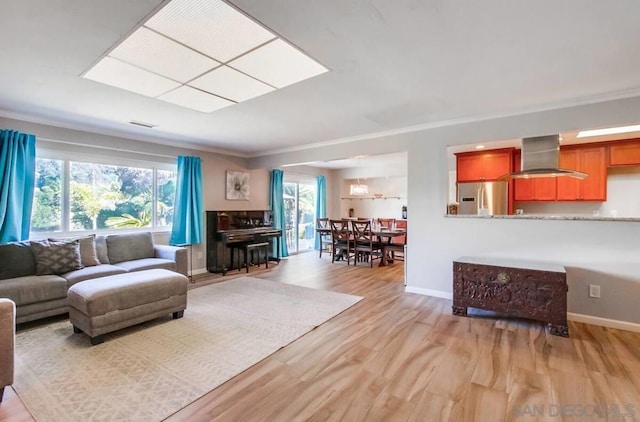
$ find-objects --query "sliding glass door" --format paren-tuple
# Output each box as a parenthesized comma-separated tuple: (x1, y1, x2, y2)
(283, 178, 317, 254)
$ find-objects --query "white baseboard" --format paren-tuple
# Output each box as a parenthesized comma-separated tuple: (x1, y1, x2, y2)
(404, 286, 453, 300)
(568, 312, 640, 333)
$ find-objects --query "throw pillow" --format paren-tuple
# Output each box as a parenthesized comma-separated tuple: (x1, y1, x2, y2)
(49, 234, 100, 267)
(106, 232, 154, 264)
(94, 235, 110, 264)
(30, 239, 83, 275)
(0, 241, 36, 280)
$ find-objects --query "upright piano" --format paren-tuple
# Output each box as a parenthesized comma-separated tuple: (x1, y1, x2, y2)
(206, 210, 282, 275)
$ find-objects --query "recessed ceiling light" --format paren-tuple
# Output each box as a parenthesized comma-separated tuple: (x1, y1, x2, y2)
(475, 145, 486, 149)
(81, 0, 328, 112)
(577, 124, 640, 138)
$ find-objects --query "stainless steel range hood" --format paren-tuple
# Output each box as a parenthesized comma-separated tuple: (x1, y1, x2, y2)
(500, 134, 587, 180)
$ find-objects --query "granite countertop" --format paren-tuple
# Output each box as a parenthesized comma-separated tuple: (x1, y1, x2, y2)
(445, 214, 640, 222)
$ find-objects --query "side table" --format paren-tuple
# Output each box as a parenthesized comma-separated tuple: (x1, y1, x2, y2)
(452, 256, 569, 337)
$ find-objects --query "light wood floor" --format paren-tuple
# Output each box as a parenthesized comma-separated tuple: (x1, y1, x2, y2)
(3, 252, 640, 421)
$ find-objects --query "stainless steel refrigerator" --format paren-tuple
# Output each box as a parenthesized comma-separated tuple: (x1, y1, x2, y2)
(457, 182, 508, 215)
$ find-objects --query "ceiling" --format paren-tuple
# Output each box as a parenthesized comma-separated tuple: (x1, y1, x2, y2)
(299, 151, 408, 170)
(2, 1, 640, 157)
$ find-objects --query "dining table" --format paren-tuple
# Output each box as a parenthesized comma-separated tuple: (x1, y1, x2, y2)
(371, 227, 406, 267)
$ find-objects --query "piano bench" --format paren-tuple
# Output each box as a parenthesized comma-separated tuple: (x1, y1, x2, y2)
(243, 242, 270, 273)
(226, 241, 249, 273)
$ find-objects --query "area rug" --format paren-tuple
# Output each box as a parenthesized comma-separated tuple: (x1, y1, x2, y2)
(13, 277, 363, 422)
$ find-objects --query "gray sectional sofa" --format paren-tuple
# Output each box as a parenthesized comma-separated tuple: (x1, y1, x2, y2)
(0, 232, 187, 324)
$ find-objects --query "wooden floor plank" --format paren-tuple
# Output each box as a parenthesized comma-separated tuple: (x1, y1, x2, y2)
(506, 368, 554, 422)
(4, 252, 640, 422)
(461, 382, 509, 422)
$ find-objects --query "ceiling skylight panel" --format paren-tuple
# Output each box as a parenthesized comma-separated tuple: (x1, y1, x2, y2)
(577, 125, 640, 138)
(158, 86, 234, 112)
(109, 27, 220, 83)
(83, 56, 180, 97)
(189, 66, 275, 102)
(229, 39, 328, 89)
(145, 0, 276, 62)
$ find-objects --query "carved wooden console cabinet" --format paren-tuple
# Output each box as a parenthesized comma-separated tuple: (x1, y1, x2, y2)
(452, 257, 569, 337)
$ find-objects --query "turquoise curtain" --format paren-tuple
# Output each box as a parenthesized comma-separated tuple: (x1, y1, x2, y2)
(314, 175, 327, 249)
(170, 156, 203, 246)
(0, 130, 36, 243)
(269, 169, 289, 258)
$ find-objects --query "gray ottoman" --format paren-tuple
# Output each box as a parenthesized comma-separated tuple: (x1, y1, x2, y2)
(68, 269, 188, 345)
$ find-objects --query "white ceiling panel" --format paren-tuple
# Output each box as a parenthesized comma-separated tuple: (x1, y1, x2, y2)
(229, 39, 328, 89)
(110, 27, 220, 83)
(145, 0, 276, 62)
(83, 56, 181, 97)
(190, 66, 275, 102)
(158, 86, 234, 113)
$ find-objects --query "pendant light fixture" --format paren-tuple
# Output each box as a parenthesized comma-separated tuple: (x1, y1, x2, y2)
(349, 179, 369, 195)
(349, 156, 368, 195)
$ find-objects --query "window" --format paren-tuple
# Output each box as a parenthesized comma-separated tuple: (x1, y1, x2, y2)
(30, 157, 176, 235)
(283, 178, 317, 254)
(32, 158, 63, 233)
(156, 169, 177, 228)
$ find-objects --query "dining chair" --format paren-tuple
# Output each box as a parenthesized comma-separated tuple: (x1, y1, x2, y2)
(351, 220, 383, 268)
(316, 217, 332, 258)
(387, 220, 406, 261)
(377, 218, 396, 228)
(330, 219, 353, 265)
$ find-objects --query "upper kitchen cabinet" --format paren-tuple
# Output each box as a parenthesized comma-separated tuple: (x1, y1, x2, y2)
(513, 150, 557, 201)
(556, 145, 607, 201)
(456, 148, 513, 182)
(609, 139, 640, 166)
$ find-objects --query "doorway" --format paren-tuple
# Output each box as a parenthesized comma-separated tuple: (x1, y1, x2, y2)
(284, 178, 317, 254)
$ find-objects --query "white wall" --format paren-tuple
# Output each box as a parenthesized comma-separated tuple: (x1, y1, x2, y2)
(409, 137, 640, 324)
(6, 94, 640, 325)
(249, 95, 640, 326)
(339, 176, 407, 219)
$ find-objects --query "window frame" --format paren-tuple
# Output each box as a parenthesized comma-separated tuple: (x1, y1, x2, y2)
(31, 149, 177, 239)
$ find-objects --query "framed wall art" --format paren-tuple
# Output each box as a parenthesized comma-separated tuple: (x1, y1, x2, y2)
(226, 170, 250, 200)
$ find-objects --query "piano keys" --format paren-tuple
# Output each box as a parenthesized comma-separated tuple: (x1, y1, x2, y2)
(206, 210, 282, 274)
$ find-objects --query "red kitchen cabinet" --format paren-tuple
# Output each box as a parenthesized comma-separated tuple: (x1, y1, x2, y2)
(483, 151, 513, 180)
(513, 150, 557, 201)
(556, 149, 580, 200)
(456, 148, 513, 182)
(456, 154, 484, 182)
(556, 146, 606, 201)
(534, 179, 558, 200)
(609, 139, 640, 166)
